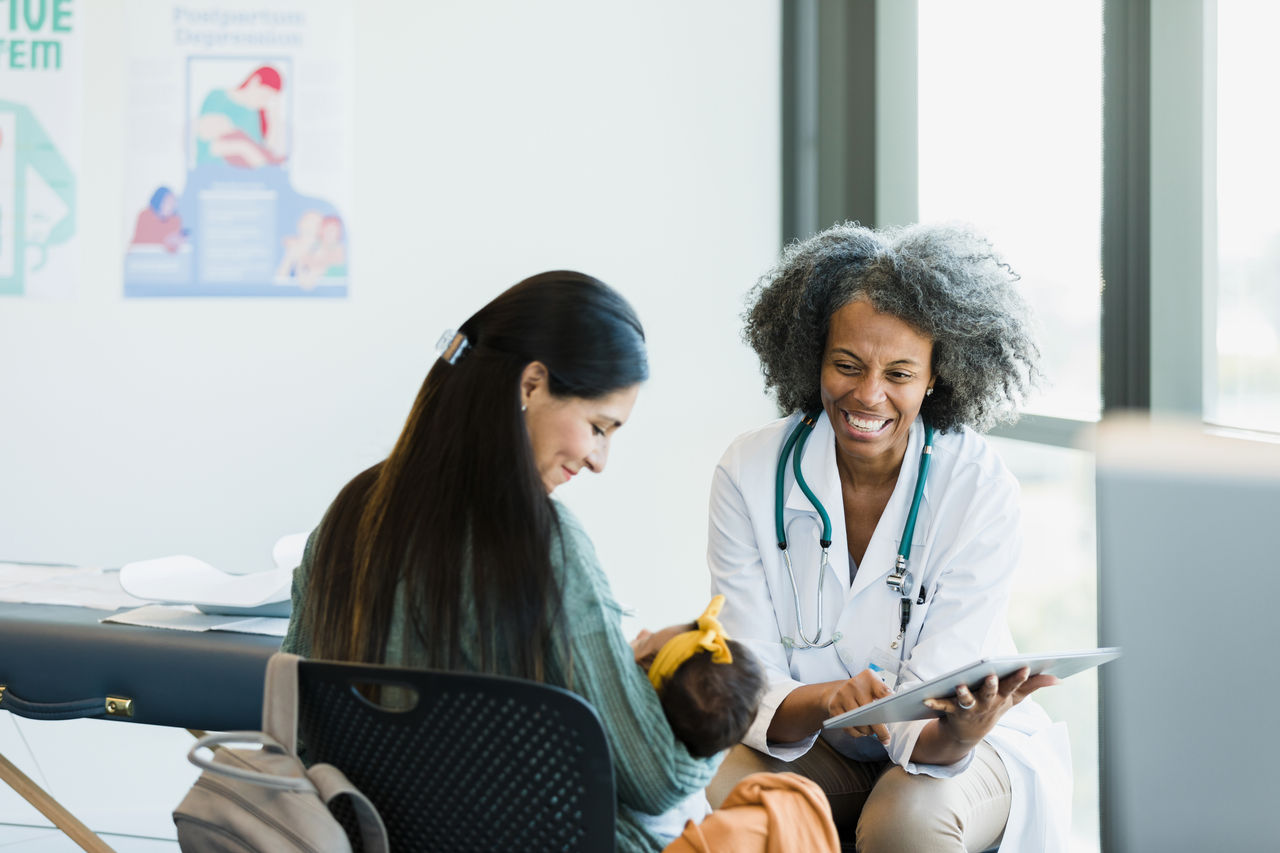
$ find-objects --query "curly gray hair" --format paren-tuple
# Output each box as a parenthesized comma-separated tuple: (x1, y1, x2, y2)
(744, 222, 1041, 432)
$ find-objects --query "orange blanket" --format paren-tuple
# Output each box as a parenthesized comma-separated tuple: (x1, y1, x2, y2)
(663, 772, 839, 853)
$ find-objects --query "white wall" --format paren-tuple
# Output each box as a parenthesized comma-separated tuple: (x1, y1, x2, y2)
(0, 1, 780, 839)
(1, 0, 780, 626)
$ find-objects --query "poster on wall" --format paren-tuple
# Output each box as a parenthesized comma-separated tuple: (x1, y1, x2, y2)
(0, 0, 81, 299)
(123, 1, 353, 298)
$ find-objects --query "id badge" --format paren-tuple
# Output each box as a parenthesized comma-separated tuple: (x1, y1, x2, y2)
(867, 646, 901, 690)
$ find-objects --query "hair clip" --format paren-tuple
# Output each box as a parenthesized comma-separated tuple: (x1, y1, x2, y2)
(435, 329, 470, 365)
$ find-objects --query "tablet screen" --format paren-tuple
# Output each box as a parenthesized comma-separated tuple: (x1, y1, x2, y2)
(823, 647, 1120, 729)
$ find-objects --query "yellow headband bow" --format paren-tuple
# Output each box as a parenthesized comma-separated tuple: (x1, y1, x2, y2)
(648, 595, 734, 691)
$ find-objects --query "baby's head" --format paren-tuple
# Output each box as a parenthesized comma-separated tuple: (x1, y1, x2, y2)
(636, 596, 765, 758)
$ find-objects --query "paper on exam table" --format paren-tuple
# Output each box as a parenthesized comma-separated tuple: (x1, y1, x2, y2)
(271, 532, 309, 573)
(216, 616, 290, 637)
(103, 604, 289, 636)
(103, 603, 227, 631)
(118, 529, 309, 610)
(120, 555, 292, 608)
(0, 562, 81, 586)
(0, 563, 150, 610)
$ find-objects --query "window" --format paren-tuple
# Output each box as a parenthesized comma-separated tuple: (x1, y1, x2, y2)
(917, 0, 1104, 422)
(1212, 0, 1280, 431)
(990, 436, 1099, 852)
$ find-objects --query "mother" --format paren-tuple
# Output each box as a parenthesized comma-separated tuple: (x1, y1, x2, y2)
(282, 272, 717, 853)
(707, 223, 1071, 852)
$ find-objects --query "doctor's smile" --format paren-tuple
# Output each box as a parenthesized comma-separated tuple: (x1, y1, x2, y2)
(838, 410, 892, 435)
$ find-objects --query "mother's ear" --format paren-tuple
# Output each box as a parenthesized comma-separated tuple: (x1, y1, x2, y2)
(519, 361, 550, 409)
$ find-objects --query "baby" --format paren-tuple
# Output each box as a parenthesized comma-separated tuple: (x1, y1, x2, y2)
(629, 595, 765, 839)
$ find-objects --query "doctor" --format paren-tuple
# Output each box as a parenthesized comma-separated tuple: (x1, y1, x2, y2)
(707, 223, 1072, 852)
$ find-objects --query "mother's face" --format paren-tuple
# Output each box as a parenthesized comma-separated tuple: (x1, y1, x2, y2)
(520, 362, 640, 494)
(819, 298, 935, 470)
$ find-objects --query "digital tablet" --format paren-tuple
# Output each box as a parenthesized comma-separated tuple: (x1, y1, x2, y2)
(823, 647, 1121, 729)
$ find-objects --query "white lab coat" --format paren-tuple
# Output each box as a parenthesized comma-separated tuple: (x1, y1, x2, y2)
(708, 413, 1072, 853)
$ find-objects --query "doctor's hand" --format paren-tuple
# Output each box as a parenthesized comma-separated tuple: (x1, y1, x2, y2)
(826, 669, 894, 745)
(922, 667, 1059, 746)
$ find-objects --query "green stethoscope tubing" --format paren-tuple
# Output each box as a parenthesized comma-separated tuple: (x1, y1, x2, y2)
(775, 410, 936, 650)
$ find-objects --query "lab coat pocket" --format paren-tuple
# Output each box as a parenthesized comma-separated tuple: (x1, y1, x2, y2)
(901, 578, 940, 651)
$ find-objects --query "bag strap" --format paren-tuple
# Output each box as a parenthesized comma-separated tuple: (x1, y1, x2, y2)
(244, 654, 390, 850)
(309, 763, 391, 853)
(187, 731, 391, 851)
(186, 731, 313, 792)
(261, 652, 301, 752)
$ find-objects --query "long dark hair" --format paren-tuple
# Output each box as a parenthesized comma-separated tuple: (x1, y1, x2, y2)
(304, 271, 648, 679)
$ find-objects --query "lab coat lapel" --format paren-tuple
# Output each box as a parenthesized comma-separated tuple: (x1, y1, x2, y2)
(848, 419, 929, 602)
(783, 414, 850, 589)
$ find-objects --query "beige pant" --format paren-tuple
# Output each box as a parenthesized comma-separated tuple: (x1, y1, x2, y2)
(706, 739, 1010, 853)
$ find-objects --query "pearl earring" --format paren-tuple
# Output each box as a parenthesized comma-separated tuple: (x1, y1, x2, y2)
(925, 387, 934, 397)
(521, 404, 528, 412)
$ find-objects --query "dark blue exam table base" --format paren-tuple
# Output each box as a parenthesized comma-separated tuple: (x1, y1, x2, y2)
(0, 601, 280, 731)
(0, 601, 281, 851)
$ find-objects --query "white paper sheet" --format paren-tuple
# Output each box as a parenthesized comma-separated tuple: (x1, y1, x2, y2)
(216, 616, 290, 637)
(0, 563, 150, 610)
(0, 562, 81, 586)
(102, 604, 288, 637)
(119, 555, 291, 608)
(118, 530, 308, 609)
(271, 531, 309, 571)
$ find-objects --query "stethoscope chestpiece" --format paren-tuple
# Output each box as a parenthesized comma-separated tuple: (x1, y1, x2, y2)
(885, 554, 913, 597)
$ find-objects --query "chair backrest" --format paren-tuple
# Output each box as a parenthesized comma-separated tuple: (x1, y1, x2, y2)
(294, 658, 617, 853)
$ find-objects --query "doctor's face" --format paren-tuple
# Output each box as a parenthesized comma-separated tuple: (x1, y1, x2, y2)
(523, 369, 639, 494)
(820, 298, 935, 470)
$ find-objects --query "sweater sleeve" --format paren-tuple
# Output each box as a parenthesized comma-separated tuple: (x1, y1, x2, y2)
(280, 527, 319, 657)
(547, 504, 719, 817)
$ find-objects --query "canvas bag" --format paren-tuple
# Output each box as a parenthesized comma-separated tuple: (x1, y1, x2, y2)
(173, 653, 389, 852)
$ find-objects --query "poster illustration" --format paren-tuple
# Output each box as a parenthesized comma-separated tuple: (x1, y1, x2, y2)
(123, 2, 353, 298)
(0, 0, 81, 299)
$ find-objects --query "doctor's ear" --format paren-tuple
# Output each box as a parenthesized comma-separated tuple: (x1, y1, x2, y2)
(519, 361, 550, 409)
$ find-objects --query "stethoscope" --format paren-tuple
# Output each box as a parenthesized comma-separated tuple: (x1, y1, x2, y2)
(774, 411, 934, 650)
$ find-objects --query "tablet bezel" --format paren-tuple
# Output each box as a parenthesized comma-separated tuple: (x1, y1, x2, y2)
(822, 647, 1121, 729)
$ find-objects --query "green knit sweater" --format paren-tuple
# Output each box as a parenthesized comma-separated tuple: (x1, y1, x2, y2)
(281, 501, 718, 853)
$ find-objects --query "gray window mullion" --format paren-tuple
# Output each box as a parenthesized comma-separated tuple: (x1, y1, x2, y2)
(1102, 0, 1152, 413)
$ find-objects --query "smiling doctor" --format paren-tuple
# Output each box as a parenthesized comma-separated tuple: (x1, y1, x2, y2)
(706, 223, 1072, 852)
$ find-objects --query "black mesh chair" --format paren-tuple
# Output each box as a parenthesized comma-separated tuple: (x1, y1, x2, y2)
(294, 658, 617, 853)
